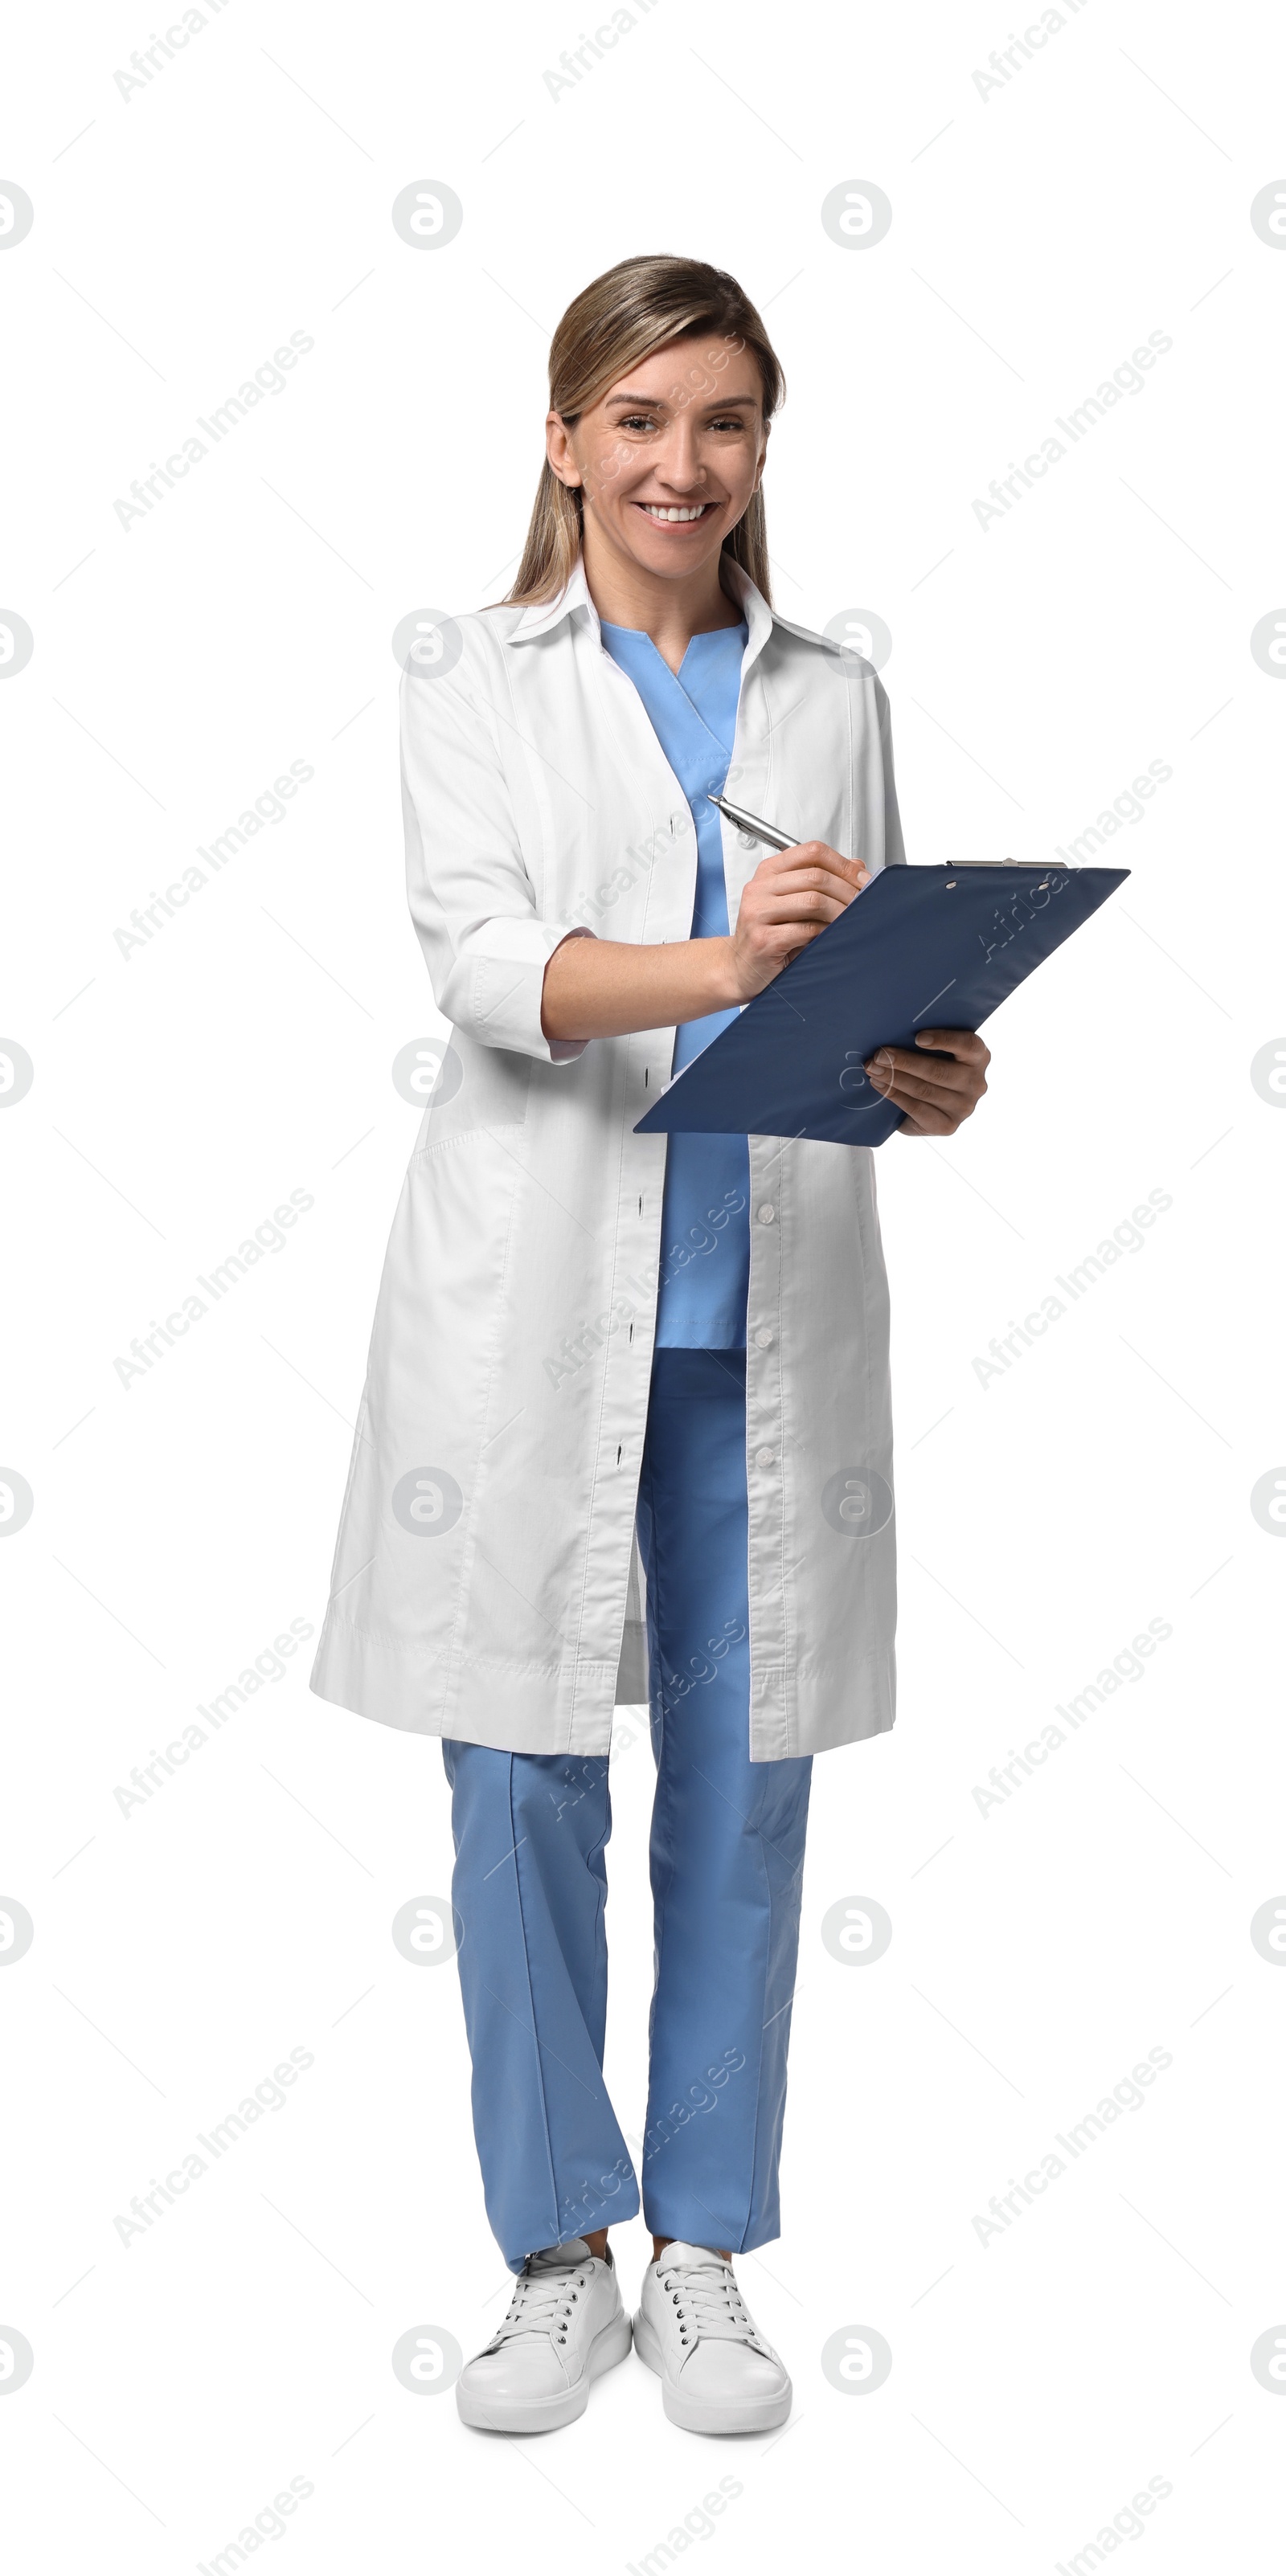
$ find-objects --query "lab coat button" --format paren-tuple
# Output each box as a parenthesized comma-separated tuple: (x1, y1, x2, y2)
(738, 830, 758, 850)
(755, 1447, 776, 1469)
(755, 1327, 773, 1347)
(756, 1204, 776, 1225)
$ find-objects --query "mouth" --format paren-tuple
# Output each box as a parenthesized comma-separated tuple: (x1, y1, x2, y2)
(634, 501, 715, 525)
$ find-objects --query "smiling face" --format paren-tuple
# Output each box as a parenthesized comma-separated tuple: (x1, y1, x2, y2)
(546, 334, 769, 590)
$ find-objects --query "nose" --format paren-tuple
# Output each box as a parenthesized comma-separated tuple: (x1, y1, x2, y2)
(653, 417, 708, 493)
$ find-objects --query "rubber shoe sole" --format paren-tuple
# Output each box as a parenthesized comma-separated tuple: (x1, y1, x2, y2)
(456, 2308, 633, 2433)
(632, 2309, 792, 2434)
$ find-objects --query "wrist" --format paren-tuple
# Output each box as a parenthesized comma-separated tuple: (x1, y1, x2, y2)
(702, 936, 743, 1012)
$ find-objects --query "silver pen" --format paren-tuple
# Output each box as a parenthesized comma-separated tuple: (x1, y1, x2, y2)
(707, 793, 801, 853)
(710, 794, 1030, 868)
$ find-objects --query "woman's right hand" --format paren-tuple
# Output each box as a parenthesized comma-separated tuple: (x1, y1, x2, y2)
(540, 840, 870, 1042)
(725, 841, 869, 1001)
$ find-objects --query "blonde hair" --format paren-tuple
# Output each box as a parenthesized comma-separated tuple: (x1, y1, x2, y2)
(501, 255, 785, 610)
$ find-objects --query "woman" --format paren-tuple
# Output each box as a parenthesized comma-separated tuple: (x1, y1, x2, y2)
(310, 256, 989, 2436)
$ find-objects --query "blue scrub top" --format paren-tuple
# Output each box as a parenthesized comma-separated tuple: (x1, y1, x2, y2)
(600, 616, 751, 1349)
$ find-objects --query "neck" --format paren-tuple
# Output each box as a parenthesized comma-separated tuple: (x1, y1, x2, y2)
(580, 515, 742, 673)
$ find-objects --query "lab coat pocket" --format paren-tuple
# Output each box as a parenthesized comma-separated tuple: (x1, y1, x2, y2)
(411, 1037, 531, 1155)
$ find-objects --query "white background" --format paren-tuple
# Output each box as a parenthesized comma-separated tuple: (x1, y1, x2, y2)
(2, 0, 1284, 2568)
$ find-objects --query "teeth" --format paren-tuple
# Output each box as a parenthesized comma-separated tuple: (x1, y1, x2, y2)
(644, 503, 708, 521)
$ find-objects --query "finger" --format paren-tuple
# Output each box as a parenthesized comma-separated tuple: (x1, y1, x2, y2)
(878, 1083, 962, 1135)
(867, 1069, 969, 1115)
(773, 841, 869, 891)
(895, 1106, 959, 1137)
(766, 857, 866, 893)
(742, 899, 854, 943)
(753, 877, 865, 924)
(752, 891, 853, 927)
(757, 873, 866, 918)
(912, 1028, 990, 1065)
(778, 849, 870, 881)
(866, 1067, 979, 1127)
(880, 1076, 981, 1120)
(868, 1043, 976, 1081)
(865, 1048, 980, 1099)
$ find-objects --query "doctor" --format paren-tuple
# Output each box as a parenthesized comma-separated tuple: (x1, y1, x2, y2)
(311, 254, 989, 2437)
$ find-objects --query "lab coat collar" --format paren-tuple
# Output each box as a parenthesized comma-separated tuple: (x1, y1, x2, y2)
(509, 552, 600, 644)
(508, 550, 777, 673)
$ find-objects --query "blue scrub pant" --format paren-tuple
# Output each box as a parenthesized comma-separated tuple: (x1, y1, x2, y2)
(444, 1349, 814, 2272)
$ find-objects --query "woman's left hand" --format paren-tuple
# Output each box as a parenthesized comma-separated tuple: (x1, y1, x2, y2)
(863, 1028, 991, 1138)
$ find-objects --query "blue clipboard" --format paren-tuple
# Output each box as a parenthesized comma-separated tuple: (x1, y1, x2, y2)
(633, 861, 1128, 1146)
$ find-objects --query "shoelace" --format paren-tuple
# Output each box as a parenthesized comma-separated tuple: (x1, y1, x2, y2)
(489, 2263, 588, 2350)
(658, 2255, 765, 2351)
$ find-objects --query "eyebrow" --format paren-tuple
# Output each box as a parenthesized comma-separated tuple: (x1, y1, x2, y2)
(604, 389, 759, 409)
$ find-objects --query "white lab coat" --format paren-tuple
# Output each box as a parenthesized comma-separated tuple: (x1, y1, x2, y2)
(310, 554, 905, 1760)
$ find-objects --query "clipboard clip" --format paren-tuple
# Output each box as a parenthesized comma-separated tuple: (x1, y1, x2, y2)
(944, 857, 1067, 889)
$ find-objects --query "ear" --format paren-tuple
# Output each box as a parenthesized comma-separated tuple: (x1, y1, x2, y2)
(546, 410, 582, 489)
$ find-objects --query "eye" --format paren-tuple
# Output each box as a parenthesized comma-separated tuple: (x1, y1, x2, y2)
(616, 412, 656, 431)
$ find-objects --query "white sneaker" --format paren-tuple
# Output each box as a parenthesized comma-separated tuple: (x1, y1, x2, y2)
(633, 2242, 792, 2433)
(456, 2239, 632, 2432)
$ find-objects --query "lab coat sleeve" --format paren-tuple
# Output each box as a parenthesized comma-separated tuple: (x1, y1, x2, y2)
(874, 674, 907, 869)
(400, 648, 594, 1065)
